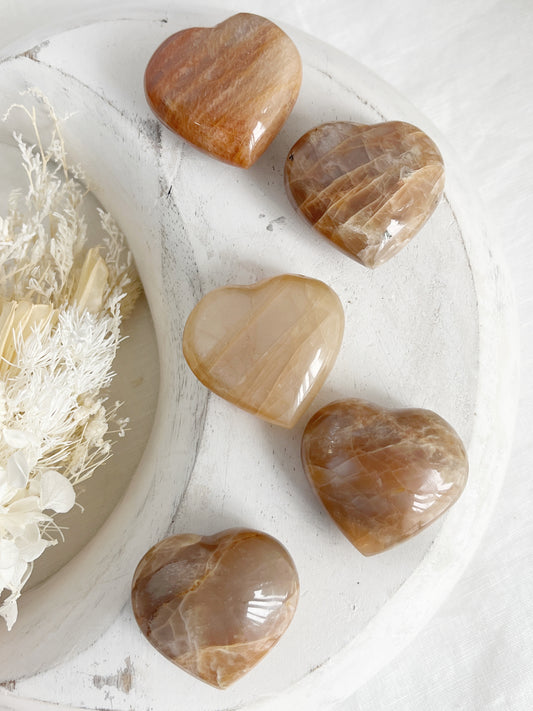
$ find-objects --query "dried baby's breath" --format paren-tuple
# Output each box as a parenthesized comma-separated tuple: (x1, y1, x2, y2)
(0, 91, 140, 630)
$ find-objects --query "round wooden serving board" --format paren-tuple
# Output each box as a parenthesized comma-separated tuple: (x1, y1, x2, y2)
(0, 7, 518, 710)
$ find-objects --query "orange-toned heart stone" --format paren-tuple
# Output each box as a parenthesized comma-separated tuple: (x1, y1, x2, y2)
(284, 121, 445, 267)
(144, 13, 302, 168)
(301, 398, 468, 555)
(182, 275, 344, 428)
(131, 528, 299, 689)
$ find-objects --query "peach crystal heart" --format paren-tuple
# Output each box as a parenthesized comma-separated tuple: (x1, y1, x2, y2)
(144, 12, 302, 168)
(131, 528, 299, 688)
(182, 275, 344, 427)
(301, 398, 468, 555)
(284, 121, 445, 267)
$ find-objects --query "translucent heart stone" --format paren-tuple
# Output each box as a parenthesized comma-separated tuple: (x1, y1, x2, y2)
(145, 12, 302, 168)
(131, 528, 299, 688)
(182, 275, 344, 427)
(301, 399, 468, 555)
(284, 121, 445, 267)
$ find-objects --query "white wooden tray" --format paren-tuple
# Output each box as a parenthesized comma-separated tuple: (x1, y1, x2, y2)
(0, 6, 518, 710)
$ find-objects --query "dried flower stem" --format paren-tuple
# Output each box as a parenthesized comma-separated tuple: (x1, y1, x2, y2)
(0, 91, 140, 630)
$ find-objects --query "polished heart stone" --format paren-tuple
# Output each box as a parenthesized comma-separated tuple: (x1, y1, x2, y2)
(131, 528, 299, 689)
(182, 275, 344, 428)
(144, 12, 302, 168)
(284, 121, 445, 267)
(301, 398, 468, 555)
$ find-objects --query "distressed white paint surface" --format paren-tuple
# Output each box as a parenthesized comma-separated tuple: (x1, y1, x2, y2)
(0, 6, 517, 711)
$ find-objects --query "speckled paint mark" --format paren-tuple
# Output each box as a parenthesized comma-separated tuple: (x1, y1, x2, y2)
(266, 215, 287, 231)
(0, 680, 16, 691)
(18, 39, 50, 61)
(93, 656, 134, 694)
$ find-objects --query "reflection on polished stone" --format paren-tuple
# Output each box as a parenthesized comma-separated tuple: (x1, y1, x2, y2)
(284, 121, 445, 267)
(182, 274, 344, 428)
(301, 398, 468, 555)
(131, 528, 299, 688)
(144, 12, 302, 168)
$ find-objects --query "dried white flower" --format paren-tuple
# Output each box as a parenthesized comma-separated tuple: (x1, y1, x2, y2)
(0, 91, 140, 629)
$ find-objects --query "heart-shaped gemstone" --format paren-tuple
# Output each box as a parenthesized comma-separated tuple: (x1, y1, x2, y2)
(145, 13, 302, 168)
(301, 398, 468, 555)
(182, 275, 344, 427)
(284, 121, 445, 267)
(131, 528, 299, 688)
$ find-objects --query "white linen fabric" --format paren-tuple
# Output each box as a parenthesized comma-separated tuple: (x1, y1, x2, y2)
(1, 1, 531, 709)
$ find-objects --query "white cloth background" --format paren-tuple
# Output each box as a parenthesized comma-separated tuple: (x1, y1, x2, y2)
(1, 1, 531, 709)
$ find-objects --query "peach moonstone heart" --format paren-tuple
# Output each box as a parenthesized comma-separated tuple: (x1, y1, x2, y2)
(144, 13, 302, 168)
(301, 398, 468, 555)
(131, 528, 299, 689)
(182, 275, 344, 427)
(284, 121, 445, 267)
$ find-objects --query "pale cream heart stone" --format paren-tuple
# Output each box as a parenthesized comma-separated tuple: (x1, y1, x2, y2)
(131, 528, 299, 689)
(182, 274, 344, 427)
